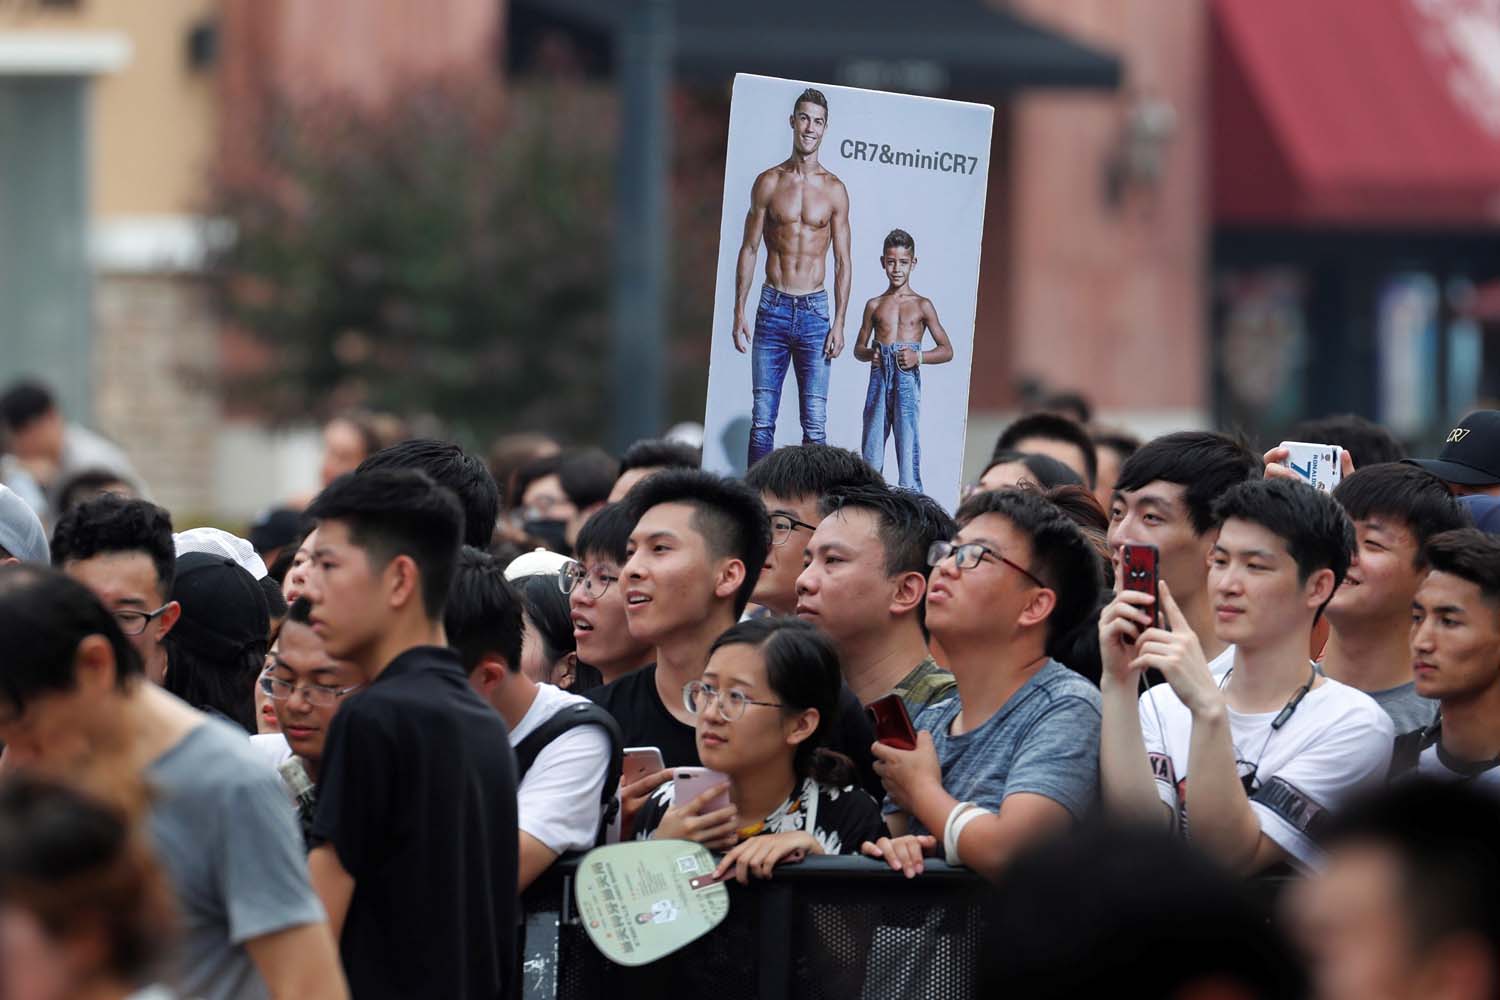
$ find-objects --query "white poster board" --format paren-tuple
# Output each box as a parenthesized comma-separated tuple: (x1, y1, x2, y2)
(701, 74, 994, 511)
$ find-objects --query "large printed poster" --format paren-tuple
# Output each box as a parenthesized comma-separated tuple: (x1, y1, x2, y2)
(702, 74, 994, 511)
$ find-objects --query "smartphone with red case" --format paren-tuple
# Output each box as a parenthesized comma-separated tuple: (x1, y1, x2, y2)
(1121, 543, 1167, 631)
(673, 767, 732, 814)
(866, 693, 918, 751)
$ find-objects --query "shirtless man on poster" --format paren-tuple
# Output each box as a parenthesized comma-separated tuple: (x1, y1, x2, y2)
(733, 87, 852, 469)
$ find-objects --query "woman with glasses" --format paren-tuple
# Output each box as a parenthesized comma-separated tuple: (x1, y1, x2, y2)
(633, 617, 887, 883)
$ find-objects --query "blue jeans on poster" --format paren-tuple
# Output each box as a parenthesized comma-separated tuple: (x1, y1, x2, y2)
(748, 287, 831, 468)
(862, 342, 923, 491)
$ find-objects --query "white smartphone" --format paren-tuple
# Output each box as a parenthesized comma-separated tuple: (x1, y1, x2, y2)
(622, 746, 665, 786)
(1278, 441, 1344, 493)
(672, 767, 731, 814)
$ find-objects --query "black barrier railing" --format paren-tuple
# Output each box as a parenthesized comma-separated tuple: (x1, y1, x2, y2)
(520, 855, 991, 1000)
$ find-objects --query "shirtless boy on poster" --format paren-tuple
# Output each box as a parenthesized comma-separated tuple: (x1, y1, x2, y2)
(855, 229, 954, 492)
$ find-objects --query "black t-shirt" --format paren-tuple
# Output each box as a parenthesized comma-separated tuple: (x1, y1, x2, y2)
(587, 664, 883, 801)
(312, 646, 518, 1000)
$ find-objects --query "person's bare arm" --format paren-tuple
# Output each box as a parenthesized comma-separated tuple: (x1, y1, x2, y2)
(1098, 570, 1175, 828)
(307, 845, 354, 944)
(949, 794, 1073, 881)
(244, 923, 349, 1000)
(825, 180, 852, 359)
(733, 171, 775, 353)
(852, 299, 878, 362)
(518, 832, 559, 894)
(1176, 705, 1289, 874)
(919, 299, 955, 365)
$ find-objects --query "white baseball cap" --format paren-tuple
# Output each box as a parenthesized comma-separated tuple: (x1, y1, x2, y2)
(503, 547, 573, 582)
(174, 527, 269, 580)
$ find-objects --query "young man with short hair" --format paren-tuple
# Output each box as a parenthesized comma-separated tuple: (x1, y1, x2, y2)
(1322, 464, 1468, 737)
(1407, 409, 1500, 497)
(1100, 479, 1393, 875)
(0, 565, 346, 1000)
(609, 438, 700, 502)
(448, 546, 617, 891)
(1395, 528, 1500, 783)
(51, 493, 181, 684)
(863, 490, 1103, 881)
(743, 443, 882, 615)
(795, 483, 956, 713)
(1107, 431, 1263, 666)
(994, 412, 1097, 489)
(301, 469, 517, 999)
(565, 502, 653, 685)
(355, 438, 500, 549)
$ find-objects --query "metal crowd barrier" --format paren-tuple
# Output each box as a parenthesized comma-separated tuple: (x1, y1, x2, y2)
(519, 855, 992, 1000)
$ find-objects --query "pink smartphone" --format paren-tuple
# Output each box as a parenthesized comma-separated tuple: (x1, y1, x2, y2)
(673, 767, 731, 814)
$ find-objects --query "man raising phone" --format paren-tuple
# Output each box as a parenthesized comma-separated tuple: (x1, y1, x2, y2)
(734, 87, 852, 469)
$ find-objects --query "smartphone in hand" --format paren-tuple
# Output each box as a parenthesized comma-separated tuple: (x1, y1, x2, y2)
(866, 693, 918, 751)
(622, 746, 665, 786)
(1278, 441, 1344, 492)
(673, 767, 732, 814)
(1121, 543, 1167, 631)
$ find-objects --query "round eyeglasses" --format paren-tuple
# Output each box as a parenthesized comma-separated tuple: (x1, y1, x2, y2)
(926, 540, 1046, 588)
(112, 605, 172, 637)
(770, 513, 817, 547)
(258, 672, 363, 709)
(683, 680, 786, 722)
(558, 560, 619, 599)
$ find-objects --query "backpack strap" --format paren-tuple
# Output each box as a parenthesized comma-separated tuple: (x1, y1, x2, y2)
(513, 701, 624, 846)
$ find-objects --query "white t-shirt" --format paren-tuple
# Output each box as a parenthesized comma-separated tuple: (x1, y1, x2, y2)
(511, 683, 613, 856)
(248, 732, 293, 770)
(1140, 669, 1393, 871)
(1207, 645, 1236, 678)
(1415, 741, 1500, 791)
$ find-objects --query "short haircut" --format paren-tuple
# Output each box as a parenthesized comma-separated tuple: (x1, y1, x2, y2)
(744, 444, 883, 503)
(982, 450, 1084, 490)
(1114, 431, 1263, 535)
(1039, 391, 1092, 426)
(444, 547, 525, 674)
(305, 469, 464, 618)
(50, 494, 177, 598)
(0, 379, 55, 433)
(1091, 428, 1141, 462)
(573, 502, 635, 565)
(1213, 479, 1355, 591)
(883, 229, 915, 255)
(513, 453, 562, 508)
(619, 438, 700, 475)
(1333, 463, 1468, 562)
(0, 564, 144, 718)
(953, 490, 1099, 654)
(793, 87, 827, 114)
(557, 447, 620, 510)
(1287, 413, 1406, 468)
(820, 485, 956, 632)
(624, 469, 771, 616)
(1420, 529, 1500, 603)
(995, 413, 1098, 488)
(53, 468, 131, 517)
(356, 439, 499, 549)
(1323, 781, 1500, 964)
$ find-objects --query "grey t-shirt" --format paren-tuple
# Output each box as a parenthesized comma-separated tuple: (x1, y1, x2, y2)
(1368, 681, 1437, 738)
(890, 659, 1102, 831)
(147, 719, 326, 1000)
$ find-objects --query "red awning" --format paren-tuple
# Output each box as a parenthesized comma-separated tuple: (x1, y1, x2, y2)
(1213, 0, 1500, 227)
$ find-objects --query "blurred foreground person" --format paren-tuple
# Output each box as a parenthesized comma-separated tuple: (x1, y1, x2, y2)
(1290, 782, 1500, 1000)
(0, 565, 344, 1000)
(0, 775, 177, 1000)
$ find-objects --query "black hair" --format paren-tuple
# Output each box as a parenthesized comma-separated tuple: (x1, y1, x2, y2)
(444, 547, 525, 674)
(1213, 479, 1355, 600)
(1287, 413, 1406, 468)
(52, 468, 131, 517)
(0, 564, 144, 719)
(883, 229, 915, 254)
(356, 439, 499, 550)
(163, 636, 263, 734)
(512, 453, 563, 510)
(305, 469, 464, 619)
(514, 573, 601, 692)
(1114, 431, 1263, 535)
(744, 444, 883, 503)
(1039, 391, 1092, 426)
(625, 469, 772, 617)
(995, 414, 1098, 488)
(50, 494, 177, 600)
(619, 438, 700, 475)
(708, 617, 853, 787)
(260, 577, 288, 621)
(0, 379, 56, 432)
(573, 502, 635, 565)
(793, 87, 827, 114)
(980, 825, 1304, 999)
(1420, 529, 1500, 603)
(266, 525, 311, 585)
(286, 595, 313, 626)
(819, 485, 955, 633)
(487, 432, 560, 510)
(1324, 781, 1500, 964)
(557, 447, 620, 509)
(1333, 463, 1468, 563)
(981, 449, 1084, 490)
(953, 490, 1099, 656)
(1091, 427, 1140, 462)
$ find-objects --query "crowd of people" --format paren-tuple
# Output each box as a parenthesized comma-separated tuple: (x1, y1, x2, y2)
(0, 374, 1499, 998)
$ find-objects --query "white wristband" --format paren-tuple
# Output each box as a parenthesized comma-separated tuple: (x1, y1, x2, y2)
(942, 801, 977, 866)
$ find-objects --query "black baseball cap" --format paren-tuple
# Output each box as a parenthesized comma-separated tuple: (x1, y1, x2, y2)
(1407, 411, 1500, 487)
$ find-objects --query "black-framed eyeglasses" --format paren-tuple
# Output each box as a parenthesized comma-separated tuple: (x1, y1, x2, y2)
(926, 540, 1047, 589)
(258, 671, 363, 709)
(683, 680, 786, 721)
(112, 605, 172, 637)
(770, 513, 817, 547)
(559, 560, 618, 599)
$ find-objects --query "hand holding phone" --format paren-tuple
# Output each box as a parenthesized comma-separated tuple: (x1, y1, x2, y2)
(673, 767, 732, 815)
(1121, 543, 1167, 632)
(866, 694, 918, 751)
(622, 746, 665, 786)
(1274, 441, 1345, 492)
